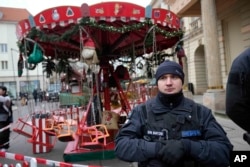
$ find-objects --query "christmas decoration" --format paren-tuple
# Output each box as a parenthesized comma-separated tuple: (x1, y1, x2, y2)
(175, 42, 186, 67)
(27, 43, 44, 64)
(17, 53, 24, 77)
(81, 38, 99, 65)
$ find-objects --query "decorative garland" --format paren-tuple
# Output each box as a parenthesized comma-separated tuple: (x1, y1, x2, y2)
(19, 17, 184, 53)
(17, 17, 184, 79)
(79, 17, 184, 37)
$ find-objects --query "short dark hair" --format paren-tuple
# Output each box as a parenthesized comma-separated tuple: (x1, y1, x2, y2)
(0, 86, 7, 91)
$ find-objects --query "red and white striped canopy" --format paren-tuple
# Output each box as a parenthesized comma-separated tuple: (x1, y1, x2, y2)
(16, 2, 182, 60)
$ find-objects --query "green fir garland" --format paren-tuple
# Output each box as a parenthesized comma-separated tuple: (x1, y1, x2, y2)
(19, 17, 184, 53)
(18, 17, 184, 79)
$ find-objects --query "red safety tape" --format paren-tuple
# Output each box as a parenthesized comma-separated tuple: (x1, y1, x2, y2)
(0, 162, 27, 167)
(23, 161, 29, 167)
(0, 151, 103, 167)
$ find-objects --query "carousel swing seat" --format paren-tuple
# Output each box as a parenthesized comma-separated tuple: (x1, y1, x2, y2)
(12, 117, 34, 138)
(43, 118, 57, 136)
(74, 95, 110, 149)
(79, 124, 110, 149)
(56, 122, 75, 142)
(42, 114, 75, 142)
(44, 107, 79, 139)
(43, 113, 66, 136)
(55, 115, 78, 142)
(13, 116, 56, 149)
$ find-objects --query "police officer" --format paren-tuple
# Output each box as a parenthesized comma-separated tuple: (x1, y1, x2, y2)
(115, 60, 233, 167)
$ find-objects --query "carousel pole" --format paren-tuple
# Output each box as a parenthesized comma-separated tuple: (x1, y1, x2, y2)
(102, 66, 111, 111)
(11, 48, 19, 100)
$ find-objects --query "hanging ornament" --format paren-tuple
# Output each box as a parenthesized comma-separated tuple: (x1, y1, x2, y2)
(176, 45, 186, 58)
(17, 53, 24, 77)
(81, 38, 99, 65)
(115, 65, 130, 80)
(25, 59, 36, 70)
(175, 43, 186, 67)
(27, 43, 44, 64)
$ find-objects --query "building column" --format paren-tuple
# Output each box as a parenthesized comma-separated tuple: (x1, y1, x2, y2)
(201, 0, 225, 113)
(182, 56, 193, 99)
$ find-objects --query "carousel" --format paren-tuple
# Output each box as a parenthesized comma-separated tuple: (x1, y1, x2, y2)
(13, 1, 183, 162)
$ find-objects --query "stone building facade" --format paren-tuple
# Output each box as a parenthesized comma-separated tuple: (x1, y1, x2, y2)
(151, 0, 250, 112)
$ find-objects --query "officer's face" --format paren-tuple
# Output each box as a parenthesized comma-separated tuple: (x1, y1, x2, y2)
(157, 74, 183, 94)
(0, 89, 4, 95)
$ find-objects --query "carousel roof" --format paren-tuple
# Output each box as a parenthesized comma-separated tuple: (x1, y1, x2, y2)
(16, 2, 183, 62)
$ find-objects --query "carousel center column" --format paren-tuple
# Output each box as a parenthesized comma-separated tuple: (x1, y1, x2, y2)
(201, 0, 225, 114)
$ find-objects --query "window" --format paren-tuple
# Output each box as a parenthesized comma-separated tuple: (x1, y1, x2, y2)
(0, 43, 8, 53)
(1, 61, 8, 69)
(20, 80, 40, 93)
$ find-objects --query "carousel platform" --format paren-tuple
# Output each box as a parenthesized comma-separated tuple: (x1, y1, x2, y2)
(63, 134, 116, 162)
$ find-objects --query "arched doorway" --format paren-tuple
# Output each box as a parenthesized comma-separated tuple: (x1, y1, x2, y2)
(194, 45, 207, 94)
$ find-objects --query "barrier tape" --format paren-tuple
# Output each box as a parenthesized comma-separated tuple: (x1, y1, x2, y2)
(0, 151, 102, 167)
(0, 161, 29, 167)
(0, 124, 11, 132)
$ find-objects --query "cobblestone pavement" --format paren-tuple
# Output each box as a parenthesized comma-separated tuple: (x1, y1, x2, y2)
(1, 96, 250, 166)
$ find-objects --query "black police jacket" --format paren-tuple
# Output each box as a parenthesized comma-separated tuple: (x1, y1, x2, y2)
(115, 96, 233, 167)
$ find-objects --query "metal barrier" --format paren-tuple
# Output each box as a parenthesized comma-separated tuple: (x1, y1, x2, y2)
(0, 151, 102, 167)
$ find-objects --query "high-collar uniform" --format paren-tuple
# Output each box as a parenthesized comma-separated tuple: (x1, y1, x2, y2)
(115, 92, 233, 167)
